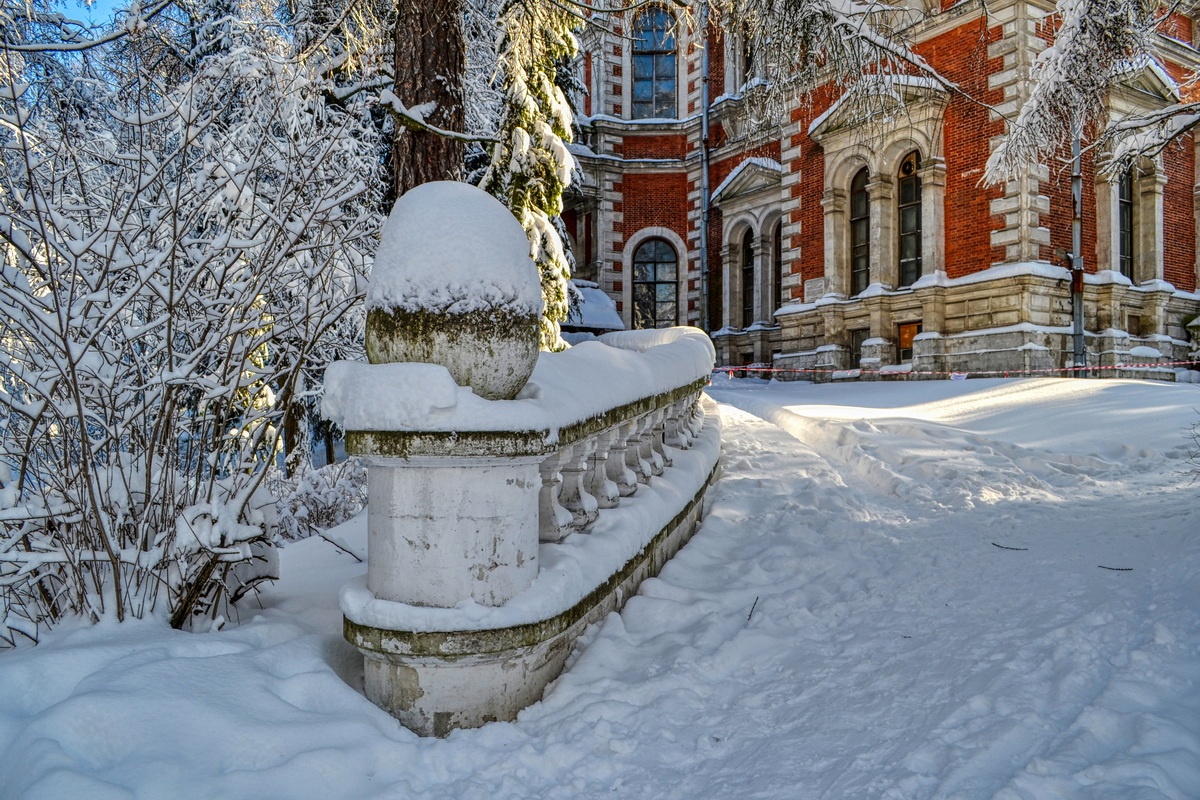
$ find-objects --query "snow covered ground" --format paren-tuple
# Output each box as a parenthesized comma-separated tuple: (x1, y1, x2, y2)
(1, 377, 1198, 799)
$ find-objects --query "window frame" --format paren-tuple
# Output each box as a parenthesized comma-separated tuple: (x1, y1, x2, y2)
(1118, 168, 1135, 280)
(849, 168, 871, 296)
(631, 237, 679, 329)
(897, 151, 923, 288)
(740, 228, 755, 327)
(771, 221, 783, 313)
(631, 8, 677, 120)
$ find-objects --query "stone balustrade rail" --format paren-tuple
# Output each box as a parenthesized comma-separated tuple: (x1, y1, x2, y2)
(323, 327, 721, 736)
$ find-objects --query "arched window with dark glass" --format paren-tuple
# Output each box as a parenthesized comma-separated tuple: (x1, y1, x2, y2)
(741, 229, 755, 327)
(1118, 168, 1134, 279)
(850, 168, 870, 296)
(633, 8, 676, 119)
(632, 238, 678, 329)
(898, 151, 922, 287)
(772, 221, 783, 313)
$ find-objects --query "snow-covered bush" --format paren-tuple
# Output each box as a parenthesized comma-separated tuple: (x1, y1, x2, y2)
(0, 4, 381, 642)
(269, 460, 368, 542)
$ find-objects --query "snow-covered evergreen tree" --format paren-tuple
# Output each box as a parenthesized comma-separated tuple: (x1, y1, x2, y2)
(482, 0, 578, 351)
(984, 0, 1188, 181)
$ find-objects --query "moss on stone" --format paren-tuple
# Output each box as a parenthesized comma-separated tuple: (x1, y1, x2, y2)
(366, 306, 539, 400)
(343, 456, 721, 660)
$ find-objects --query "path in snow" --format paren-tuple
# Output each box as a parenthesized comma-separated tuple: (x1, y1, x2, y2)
(0, 378, 1197, 799)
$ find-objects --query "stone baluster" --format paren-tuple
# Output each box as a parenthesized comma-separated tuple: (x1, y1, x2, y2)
(686, 396, 705, 440)
(539, 449, 574, 542)
(627, 414, 654, 484)
(640, 409, 665, 477)
(587, 428, 621, 509)
(663, 399, 690, 451)
(608, 419, 640, 497)
(559, 439, 599, 530)
(650, 408, 672, 469)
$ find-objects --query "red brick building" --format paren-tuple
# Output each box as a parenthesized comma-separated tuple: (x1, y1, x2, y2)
(564, 0, 1200, 377)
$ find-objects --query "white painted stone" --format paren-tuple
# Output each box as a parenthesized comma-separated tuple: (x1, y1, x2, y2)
(365, 456, 541, 608)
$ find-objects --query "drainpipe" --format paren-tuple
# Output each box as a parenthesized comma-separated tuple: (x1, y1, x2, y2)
(698, 1, 712, 332)
(1071, 125, 1086, 376)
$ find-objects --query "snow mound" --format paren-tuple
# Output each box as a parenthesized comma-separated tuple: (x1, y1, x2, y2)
(366, 181, 541, 316)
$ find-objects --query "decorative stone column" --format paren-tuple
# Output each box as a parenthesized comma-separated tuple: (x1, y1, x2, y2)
(822, 188, 849, 298)
(867, 175, 895, 290)
(334, 181, 544, 731)
(918, 158, 947, 278)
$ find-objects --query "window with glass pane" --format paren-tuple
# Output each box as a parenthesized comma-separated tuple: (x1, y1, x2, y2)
(632, 238, 678, 329)
(1118, 169, 1134, 279)
(741, 229, 755, 327)
(898, 151, 922, 287)
(632, 9, 676, 119)
(850, 168, 870, 296)
(772, 222, 783, 312)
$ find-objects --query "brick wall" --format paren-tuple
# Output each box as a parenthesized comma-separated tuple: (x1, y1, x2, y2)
(621, 134, 689, 160)
(1164, 135, 1197, 292)
(920, 19, 1007, 277)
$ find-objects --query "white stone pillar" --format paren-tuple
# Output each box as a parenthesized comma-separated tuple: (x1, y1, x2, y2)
(867, 175, 895, 290)
(822, 188, 848, 297)
(365, 455, 541, 608)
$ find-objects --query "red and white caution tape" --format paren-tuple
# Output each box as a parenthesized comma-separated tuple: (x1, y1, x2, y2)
(712, 360, 1200, 381)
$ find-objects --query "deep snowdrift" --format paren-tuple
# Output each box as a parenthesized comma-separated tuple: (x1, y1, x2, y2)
(1, 377, 1197, 799)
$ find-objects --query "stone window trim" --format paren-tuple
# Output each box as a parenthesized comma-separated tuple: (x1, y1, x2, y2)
(1095, 157, 1166, 286)
(723, 25, 759, 95)
(819, 142, 946, 299)
(628, 6, 681, 120)
(622, 226, 689, 328)
(810, 80, 948, 299)
(1093, 58, 1180, 286)
(721, 209, 786, 330)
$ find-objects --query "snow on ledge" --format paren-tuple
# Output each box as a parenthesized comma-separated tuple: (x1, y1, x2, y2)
(339, 410, 722, 633)
(323, 327, 715, 434)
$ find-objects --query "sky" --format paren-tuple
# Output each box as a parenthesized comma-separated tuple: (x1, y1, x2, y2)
(0, 376, 1197, 798)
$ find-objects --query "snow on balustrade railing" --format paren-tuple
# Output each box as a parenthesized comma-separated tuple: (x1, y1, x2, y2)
(325, 326, 720, 735)
(323, 326, 715, 436)
(324, 327, 718, 632)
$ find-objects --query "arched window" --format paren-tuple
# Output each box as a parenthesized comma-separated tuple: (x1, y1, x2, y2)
(1118, 168, 1134, 279)
(741, 229, 755, 327)
(850, 168, 870, 296)
(897, 151, 922, 287)
(632, 8, 676, 119)
(772, 221, 783, 313)
(632, 238, 678, 329)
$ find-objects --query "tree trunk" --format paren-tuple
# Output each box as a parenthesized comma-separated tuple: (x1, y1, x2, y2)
(391, 0, 466, 202)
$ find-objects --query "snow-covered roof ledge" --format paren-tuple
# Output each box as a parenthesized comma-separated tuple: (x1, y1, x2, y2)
(809, 75, 946, 140)
(1112, 54, 1180, 102)
(711, 158, 782, 206)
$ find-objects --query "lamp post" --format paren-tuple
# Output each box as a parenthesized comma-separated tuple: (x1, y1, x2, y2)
(1070, 124, 1086, 376)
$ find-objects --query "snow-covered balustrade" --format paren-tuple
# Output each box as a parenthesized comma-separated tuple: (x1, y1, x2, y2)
(324, 329, 719, 736)
(321, 183, 720, 736)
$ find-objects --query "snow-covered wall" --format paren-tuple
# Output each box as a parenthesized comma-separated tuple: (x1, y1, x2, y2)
(324, 327, 720, 736)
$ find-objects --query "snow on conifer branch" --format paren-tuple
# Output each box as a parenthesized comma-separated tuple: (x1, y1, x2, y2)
(984, 0, 1164, 183)
(483, 0, 581, 351)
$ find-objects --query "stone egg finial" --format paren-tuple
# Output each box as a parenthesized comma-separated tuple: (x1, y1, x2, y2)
(366, 181, 542, 401)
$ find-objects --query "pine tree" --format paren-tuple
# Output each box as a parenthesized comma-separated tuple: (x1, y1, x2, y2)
(483, 0, 578, 350)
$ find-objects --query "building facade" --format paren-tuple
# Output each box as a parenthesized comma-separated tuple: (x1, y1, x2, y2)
(563, 0, 1200, 378)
